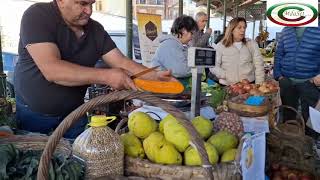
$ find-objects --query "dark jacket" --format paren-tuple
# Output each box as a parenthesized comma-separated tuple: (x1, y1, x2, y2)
(190, 30, 211, 47)
(274, 27, 320, 80)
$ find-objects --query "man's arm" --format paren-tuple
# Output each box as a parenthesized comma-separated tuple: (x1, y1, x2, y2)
(102, 48, 175, 82)
(26, 43, 137, 90)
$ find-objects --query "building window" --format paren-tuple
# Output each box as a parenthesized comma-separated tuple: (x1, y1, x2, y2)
(95, 0, 102, 11)
(139, 0, 146, 4)
(156, 0, 164, 5)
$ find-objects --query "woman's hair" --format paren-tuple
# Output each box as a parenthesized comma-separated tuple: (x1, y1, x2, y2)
(171, 15, 198, 38)
(222, 17, 247, 47)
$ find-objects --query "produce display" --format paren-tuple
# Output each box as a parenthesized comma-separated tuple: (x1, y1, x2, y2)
(120, 112, 242, 167)
(214, 112, 244, 138)
(228, 79, 279, 96)
(0, 144, 83, 180)
(269, 163, 315, 180)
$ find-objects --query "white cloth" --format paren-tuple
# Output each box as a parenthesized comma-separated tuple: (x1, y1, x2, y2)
(210, 40, 265, 85)
(233, 42, 242, 50)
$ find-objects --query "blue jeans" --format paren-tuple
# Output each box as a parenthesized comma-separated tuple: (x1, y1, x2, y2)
(15, 95, 88, 139)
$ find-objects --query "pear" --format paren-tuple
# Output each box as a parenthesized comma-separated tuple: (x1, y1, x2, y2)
(207, 131, 238, 155)
(128, 111, 157, 139)
(120, 133, 145, 158)
(163, 120, 190, 152)
(159, 114, 177, 133)
(184, 142, 219, 166)
(143, 132, 166, 162)
(154, 142, 182, 165)
(191, 116, 213, 139)
(221, 148, 237, 163)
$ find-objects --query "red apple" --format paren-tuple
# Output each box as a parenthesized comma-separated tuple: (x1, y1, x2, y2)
(287, 172, 298, 180)
(280, 165, 288, 172)
(272, 172, 283, 180)
(271, 163, 280, 171)
(238, 89, 246, 94)
(243, 84, 252, 92)
(300, 176, 313, 180)
(281, 170, 290, 179)
(241, 79, 250, 84)
(299, 172, 314, 180)
(230, 84, 238, 89)
(237, 83, 244, 89)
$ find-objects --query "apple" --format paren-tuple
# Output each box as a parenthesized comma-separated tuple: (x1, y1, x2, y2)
(241, 79, 250, 84)
(280, 165, 288, 172)
(243, 84, 252, 92)
(300, 175, 313, 180)
(230, 84, 238, 89)
(287, 172, 298, 180)
(299, 172, 314, 180)
(237, 83, 244, 89)
(259, 86, 270, 93)
(272, 171, 283, 180)
(238, 89, 246, 94)
(249, 89, 262, 96)
(281, 170, 290, 179)
(268, 85, 278, 93)
(271, 163, 280, 171)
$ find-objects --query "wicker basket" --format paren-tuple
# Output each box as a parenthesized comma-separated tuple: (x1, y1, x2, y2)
(115, 98, 243, 180)
(0, 134, 72, 156)
(115, 121, 243, 180)
(267, 105, 316, 175)
(227, 95, 270, 117)
(33, 91, 245, 180)
(35, 90, 224, 180)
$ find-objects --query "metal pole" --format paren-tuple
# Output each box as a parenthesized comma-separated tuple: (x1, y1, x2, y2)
(252, 19, 256, 40)
(207, 0, 211, 28)
(126, 0, 133, 59)
(244, 9, 247, 19)
(164, 0, 168, 19)
(0, 29, 7, 98)
(222, 0, 227, 33)
(179, 0, 183, 16)
(235, 0, 239, 17)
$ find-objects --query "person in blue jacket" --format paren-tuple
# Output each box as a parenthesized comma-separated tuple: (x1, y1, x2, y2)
(152, 15, 198, 86)
(274, 26, 320, 129)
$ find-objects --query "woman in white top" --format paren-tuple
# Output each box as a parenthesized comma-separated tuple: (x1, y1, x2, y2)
(210, 17, 264, 85)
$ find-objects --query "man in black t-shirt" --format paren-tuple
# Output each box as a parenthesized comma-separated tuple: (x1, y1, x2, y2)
(15, 0, 175, 138)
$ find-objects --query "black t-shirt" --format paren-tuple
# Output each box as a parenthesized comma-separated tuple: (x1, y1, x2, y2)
(14, 2, 116, 115)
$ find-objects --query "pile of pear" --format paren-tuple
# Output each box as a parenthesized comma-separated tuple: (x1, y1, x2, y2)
(120, 112, 239, 166)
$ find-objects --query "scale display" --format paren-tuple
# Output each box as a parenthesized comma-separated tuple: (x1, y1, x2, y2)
(195, 49, 215, 66)
(188, 47, 216, 67)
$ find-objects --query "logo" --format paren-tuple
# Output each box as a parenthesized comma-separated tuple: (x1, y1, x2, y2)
(145, 21, 158, 41)
(267, 1, 318, 27)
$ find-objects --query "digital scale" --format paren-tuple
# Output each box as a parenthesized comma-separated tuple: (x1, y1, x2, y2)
(187, 47, 216, 119)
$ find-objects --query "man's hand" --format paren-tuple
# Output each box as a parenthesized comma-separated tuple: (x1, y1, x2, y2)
(155, 69, 178, 82)
(206, 28, 212, 35)
(312, 74, 320, 86)
(104, 68, 137, 90)
(278, 76, 284, 81)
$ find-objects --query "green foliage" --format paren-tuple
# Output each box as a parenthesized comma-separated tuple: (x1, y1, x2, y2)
(0, 144, 84, 180)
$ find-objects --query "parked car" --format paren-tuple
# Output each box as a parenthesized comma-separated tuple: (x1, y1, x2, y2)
(2, 52, 18, 98)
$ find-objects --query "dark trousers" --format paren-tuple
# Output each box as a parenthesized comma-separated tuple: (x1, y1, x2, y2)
(279, 77, 320, 123)
(15, 95, 88, 139)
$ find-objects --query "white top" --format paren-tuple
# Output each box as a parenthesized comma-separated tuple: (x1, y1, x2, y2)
(233, 42, 242, 50)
